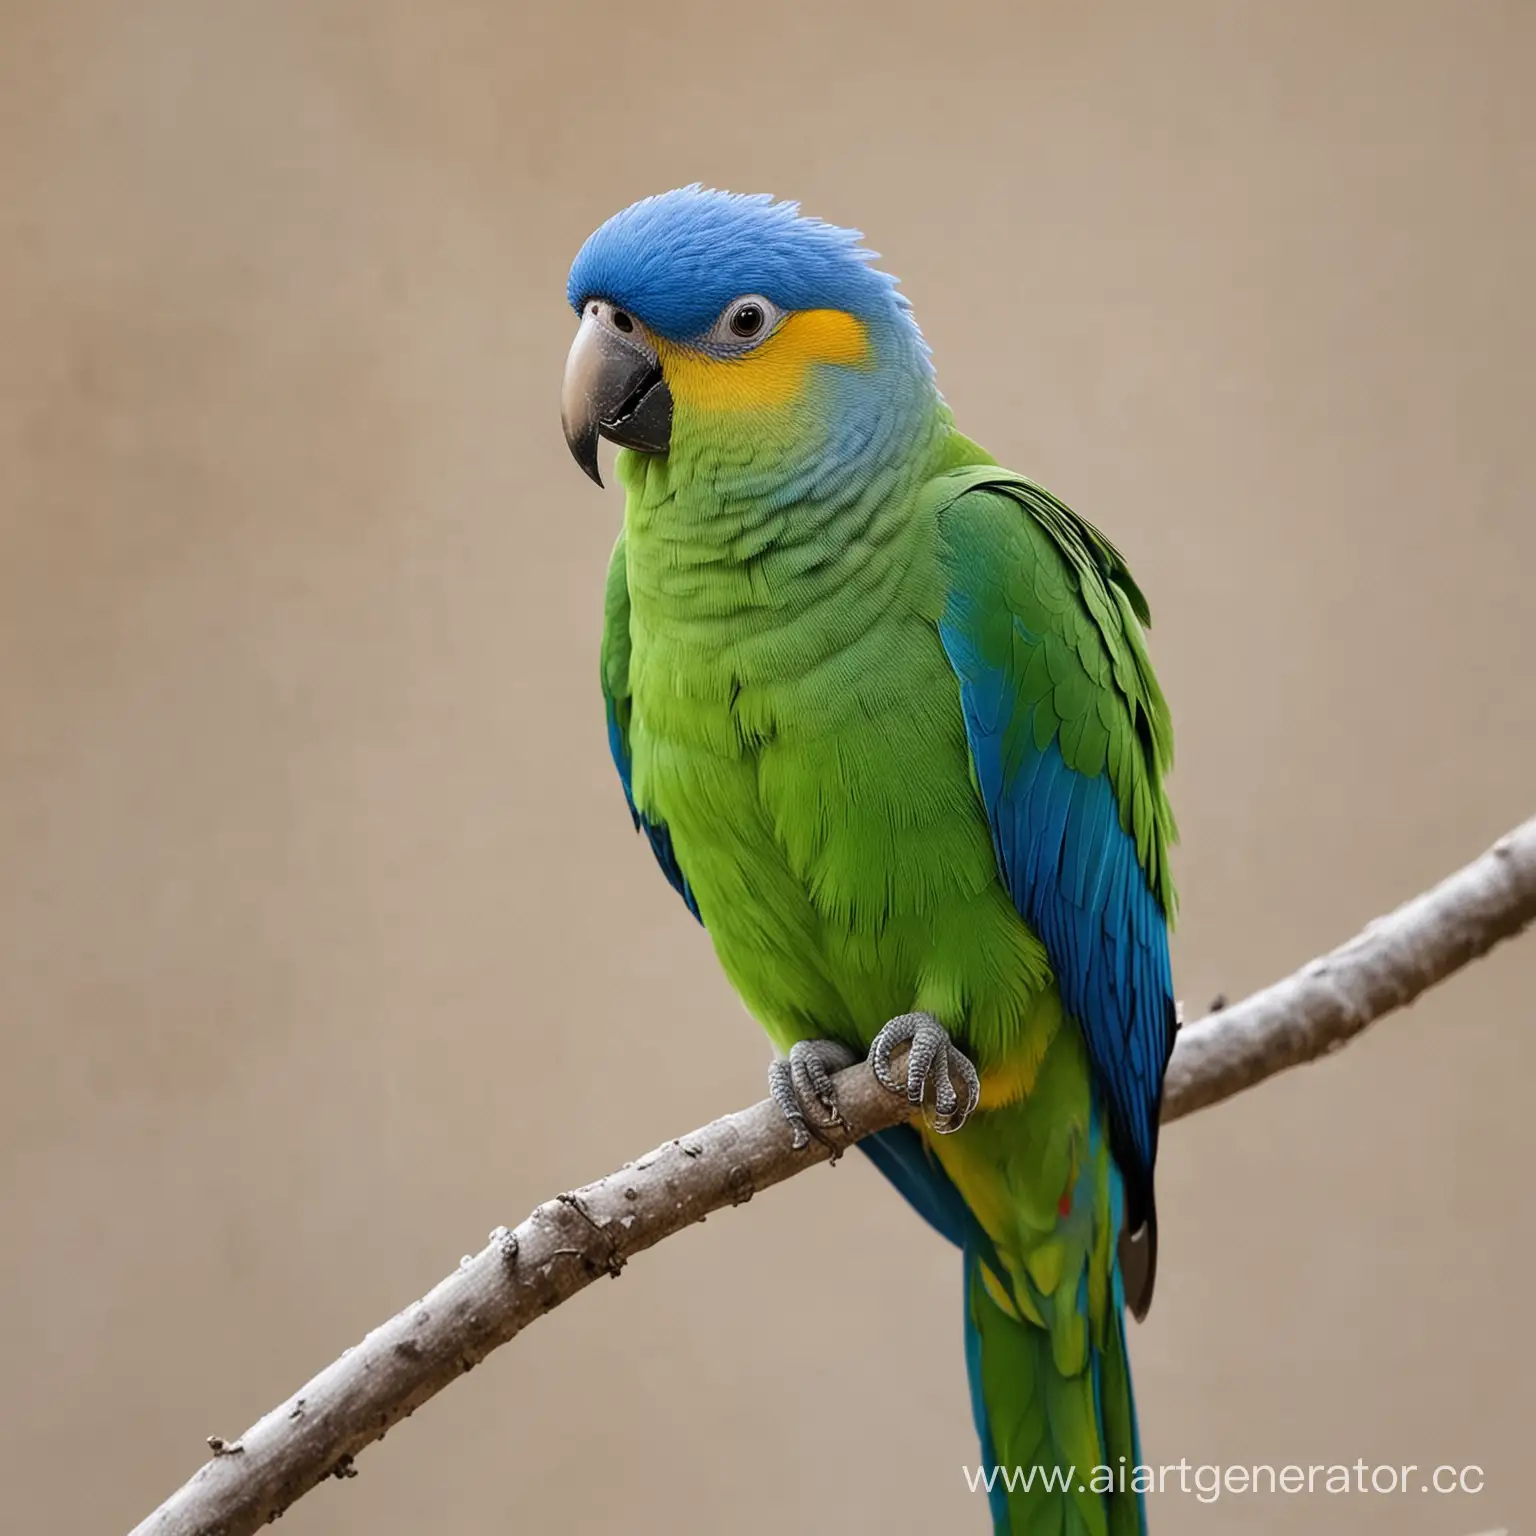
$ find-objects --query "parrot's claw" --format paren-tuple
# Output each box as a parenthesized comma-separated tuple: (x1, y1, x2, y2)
(768, 1038, 859, 1151)
(869, 1012, 981, 1134)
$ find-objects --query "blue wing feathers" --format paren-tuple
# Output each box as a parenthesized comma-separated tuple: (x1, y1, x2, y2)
(941, 620, 1174, 1219)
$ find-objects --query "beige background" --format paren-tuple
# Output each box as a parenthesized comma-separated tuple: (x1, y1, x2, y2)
(2, 2, 1532, 1532)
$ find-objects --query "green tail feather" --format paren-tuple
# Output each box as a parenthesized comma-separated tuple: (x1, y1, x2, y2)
(966, 1250, 1144, 1536)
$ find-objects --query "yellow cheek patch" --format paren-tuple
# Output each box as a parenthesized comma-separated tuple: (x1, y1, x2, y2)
(656, 309, 872, 414)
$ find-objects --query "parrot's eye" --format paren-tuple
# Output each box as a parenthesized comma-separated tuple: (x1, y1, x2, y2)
(702, 294, 784, 354)
(729, 303, 764, 338)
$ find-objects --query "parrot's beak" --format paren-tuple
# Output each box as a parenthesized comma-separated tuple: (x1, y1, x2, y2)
(561, 301, 672, 487)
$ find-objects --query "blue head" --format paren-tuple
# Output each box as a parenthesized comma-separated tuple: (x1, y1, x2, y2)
(560, 187, 939, 498)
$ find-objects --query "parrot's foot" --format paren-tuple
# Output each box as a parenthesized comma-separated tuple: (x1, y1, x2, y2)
(768, 1038, 859, 1151)
(869, 1012, 981, 1135)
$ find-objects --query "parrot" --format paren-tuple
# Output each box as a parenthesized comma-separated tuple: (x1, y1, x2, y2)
(559, 187, 1177, 1535)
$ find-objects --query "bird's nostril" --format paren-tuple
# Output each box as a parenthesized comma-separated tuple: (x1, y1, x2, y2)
(612, 310, 634, 333)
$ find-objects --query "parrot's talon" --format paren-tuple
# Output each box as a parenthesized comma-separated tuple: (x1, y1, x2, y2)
(869, 1012, 981, 1134)
(768, 1061, 813, 1150)
(768, 1039, 858, 1150)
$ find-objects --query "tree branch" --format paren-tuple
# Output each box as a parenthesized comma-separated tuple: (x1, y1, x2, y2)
(131, 816, 1536, 1536)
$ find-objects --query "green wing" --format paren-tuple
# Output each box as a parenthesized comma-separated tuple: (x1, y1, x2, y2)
(930, 465, 1177, 1311)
